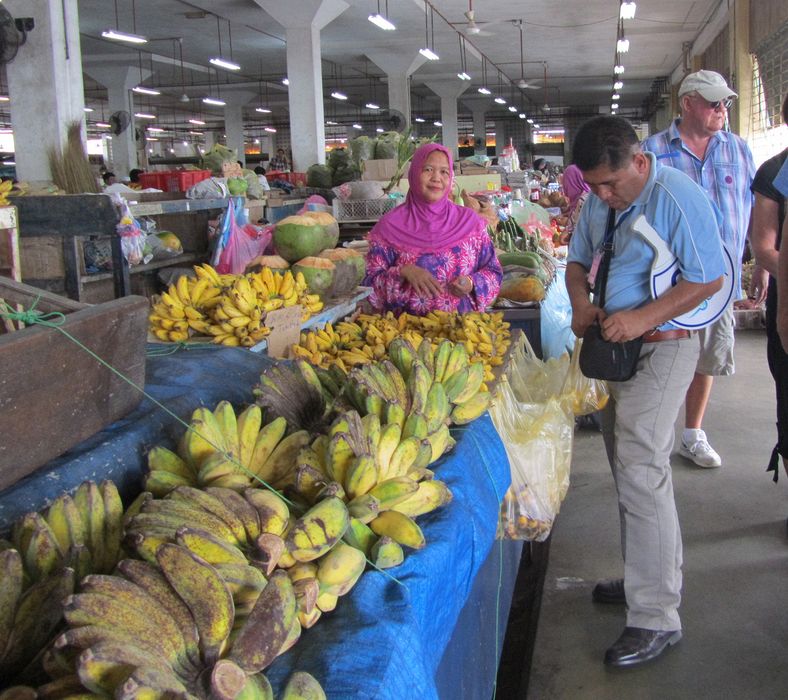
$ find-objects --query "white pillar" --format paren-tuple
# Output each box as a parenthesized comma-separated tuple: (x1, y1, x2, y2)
(83, 64, 150, 178)
(366, 51, 428, 127)
(471, 107, 487, 155)
(495, 120, 506, 156)
(423, 81, 470, 160)
(254, 0, 349, 171)
(223, 91, 256, 167)
(6, 0, 86, 183)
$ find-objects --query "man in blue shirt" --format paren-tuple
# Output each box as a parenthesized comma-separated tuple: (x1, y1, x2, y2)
(643, 70, 755, 468)
(567, 116, 725, 667)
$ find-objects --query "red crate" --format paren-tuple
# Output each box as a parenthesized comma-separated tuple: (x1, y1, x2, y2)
(137, 170, 212, 192)
(268, 171, 306, 187)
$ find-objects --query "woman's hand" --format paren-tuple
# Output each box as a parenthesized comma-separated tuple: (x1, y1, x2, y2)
(401, 265, 443, 298)
(448, 275, 474, 297)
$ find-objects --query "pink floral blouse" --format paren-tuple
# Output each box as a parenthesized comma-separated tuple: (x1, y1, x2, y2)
(363, 228, 502, 315)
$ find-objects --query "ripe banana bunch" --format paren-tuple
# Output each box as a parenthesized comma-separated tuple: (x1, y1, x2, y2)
(9, 479, 124, 584)
(144, 401, 309, 495)
(0, 553, 75, 683)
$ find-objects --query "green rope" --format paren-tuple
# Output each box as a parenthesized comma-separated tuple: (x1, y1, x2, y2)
(146, 341, 218, 357)
(0, 298, 293, 506)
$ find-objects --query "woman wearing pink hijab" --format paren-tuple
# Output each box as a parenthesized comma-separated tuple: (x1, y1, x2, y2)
(363, 142, 502, 315)
(561, 163, 590, 242)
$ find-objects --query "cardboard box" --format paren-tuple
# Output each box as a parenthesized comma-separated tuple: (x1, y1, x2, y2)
(362, 159, 398, 182)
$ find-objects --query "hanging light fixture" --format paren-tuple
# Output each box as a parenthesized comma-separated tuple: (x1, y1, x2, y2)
(477, 58, 491, 94)
(419, 2, 439, 60)
(620, 2, 637, 20)
(613, 80, 624, 90)
(209, 17, 241, 71)
(368, 0, 396, 31)
(102, 0, 147, 44)
(457, 35, 471, 80)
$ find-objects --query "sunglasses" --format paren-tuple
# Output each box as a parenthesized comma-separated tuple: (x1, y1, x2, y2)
(698, 96, 733, 110)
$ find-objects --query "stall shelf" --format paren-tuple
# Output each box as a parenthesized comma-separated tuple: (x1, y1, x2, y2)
(0, 345, 516, 699)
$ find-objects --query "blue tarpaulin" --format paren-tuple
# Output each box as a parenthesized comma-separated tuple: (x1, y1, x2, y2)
(0, 346, 513, 699)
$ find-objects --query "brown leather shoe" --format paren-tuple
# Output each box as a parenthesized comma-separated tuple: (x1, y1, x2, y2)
(592, 578, 625, 604)
(604, 627, 682, 667)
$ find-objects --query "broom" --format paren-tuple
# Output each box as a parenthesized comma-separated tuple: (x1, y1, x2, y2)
(47, 121, 100, 194)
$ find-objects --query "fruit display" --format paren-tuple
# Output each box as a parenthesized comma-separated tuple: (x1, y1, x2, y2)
(290, 257, 336, 297)
(291, 310, 511, 383)
(498, 276, 546, 303)
(148, 263, 323, 347)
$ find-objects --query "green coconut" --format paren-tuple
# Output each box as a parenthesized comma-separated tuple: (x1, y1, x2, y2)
(302, 211, 340, 246)
(273, 214, 337, 263)
(245, 254, 290, 274)
(319, 248, 366, 295)
(292, 256, 336, 297)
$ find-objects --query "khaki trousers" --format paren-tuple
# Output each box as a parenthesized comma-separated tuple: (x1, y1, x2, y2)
(600, 336, 700, 631)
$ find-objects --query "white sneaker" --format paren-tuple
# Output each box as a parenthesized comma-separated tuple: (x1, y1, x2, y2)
(679, 434, 722, 468)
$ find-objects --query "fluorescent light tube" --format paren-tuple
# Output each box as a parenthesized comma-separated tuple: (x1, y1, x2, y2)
(414, 117, 425, 123)
(617, 38, 630, 53)
(134, 112, 156, 119)
(620, 2, 636, 20)
(368, 13, 396, 31)
(457, 72, 471, 81)
(102, 29, 147, 44)
(614, 80, 624, 90)
(189, 119, 206, 125)
(508, 106, 517, 112)
(255, 107, 272, 114)
(477, 87, 491, 95)
(433, 121, 442, 127)
(331, 91, 348, 100)
(365, 102, 380, 110)
(614, 64, 625, 74)
(419, 48, 439, 61)
(133, 86, 160, 96)
(352, 123, 363, 130)
(264, 127, 277, 133)
(210, 57, 241, 71)
(202, 97, 226, 106)
(494, 97, 506, 104)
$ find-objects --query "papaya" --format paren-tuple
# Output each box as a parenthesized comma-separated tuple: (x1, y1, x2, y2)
(498, 275, 545, 303)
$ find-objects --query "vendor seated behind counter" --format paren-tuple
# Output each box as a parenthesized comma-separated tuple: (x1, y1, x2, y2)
(363, 143, 502, 315)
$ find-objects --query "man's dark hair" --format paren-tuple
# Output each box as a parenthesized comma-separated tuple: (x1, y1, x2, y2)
(782, 93, 788, 125)
(102, 171, 116, 184)
(129, 168, 143, 182)
(572, 116, 639, 172)
(254, 166, 266, 175)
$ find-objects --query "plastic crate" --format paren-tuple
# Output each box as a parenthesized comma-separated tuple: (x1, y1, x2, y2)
(332, 197, 400, 222)
(138, 170, 211, 192)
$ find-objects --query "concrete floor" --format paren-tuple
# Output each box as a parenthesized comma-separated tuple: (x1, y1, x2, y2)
(527, 329, 788, 700)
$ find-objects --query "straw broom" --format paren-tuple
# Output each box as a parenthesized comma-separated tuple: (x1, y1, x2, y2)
(47, 121, 100, 194)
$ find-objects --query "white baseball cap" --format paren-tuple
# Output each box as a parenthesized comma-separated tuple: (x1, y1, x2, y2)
(678, 70, 737, 101)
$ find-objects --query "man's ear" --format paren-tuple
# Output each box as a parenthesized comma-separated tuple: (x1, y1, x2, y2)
(633, 151, 649, 173)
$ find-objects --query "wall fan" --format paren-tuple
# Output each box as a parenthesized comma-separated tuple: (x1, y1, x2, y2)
(109, 110, 131, 136)
(0, 5, 33, 65)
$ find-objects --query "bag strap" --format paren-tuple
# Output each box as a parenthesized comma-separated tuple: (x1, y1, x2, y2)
(592, 207, 617, 308)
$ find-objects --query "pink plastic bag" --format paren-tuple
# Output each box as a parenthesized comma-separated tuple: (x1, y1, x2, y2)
(214, 201, 272, 275)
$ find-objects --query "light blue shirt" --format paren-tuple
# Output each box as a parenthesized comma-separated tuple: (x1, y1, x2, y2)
(568, 153, 726, 330)
(773, 157, 788, 198)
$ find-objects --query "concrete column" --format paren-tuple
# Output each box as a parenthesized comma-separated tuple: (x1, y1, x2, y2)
(494, 120, 506, 157)
(423, 81, 470, 159)
(204, 131, 216, 150)
(472, 107, 487, 155)
(83, 65, 150, 178)
(729, 0, 751, 135)
(367, 51, 428, 127)
(254, 0, 349, 171)
(5, 0, 86, 183)
(222, 91, 256, 166)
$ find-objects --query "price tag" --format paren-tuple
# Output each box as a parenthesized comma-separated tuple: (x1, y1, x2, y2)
(486, 181, 495, 191)
(265, 305, 303, 358)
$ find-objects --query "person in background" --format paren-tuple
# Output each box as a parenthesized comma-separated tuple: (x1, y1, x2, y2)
(269, 148, 289, 172)
(532, 157, 549, 183)
(363, 142, 502, 315)
(567, 115, 724, 667)
(642, 69, 755, 469)
(561, 163, 591, 241)
(102, 171, 116, 187)
(751, 94, 788, 482)
(128, 168, 143, 190)
(253, 166, 271, 191)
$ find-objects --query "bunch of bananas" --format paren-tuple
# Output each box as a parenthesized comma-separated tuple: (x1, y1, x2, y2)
(292, 310, 511, 383)
(144, 401, 311, 496)
(0, 179, 13, 206)
(149, 263, 324, 347)
(0, 480, 124, 684)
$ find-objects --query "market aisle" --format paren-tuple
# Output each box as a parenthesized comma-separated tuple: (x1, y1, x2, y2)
(526, 329, 788, 700)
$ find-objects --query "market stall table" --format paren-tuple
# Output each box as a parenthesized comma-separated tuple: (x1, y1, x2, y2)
(0, 345, 518, 699)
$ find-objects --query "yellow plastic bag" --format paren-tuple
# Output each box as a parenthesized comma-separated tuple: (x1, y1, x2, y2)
(490, 379, 574, 541)
(561, 339, 610, 416)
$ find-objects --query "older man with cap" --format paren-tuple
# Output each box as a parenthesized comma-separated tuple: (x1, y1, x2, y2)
(643, 70, 755, 469)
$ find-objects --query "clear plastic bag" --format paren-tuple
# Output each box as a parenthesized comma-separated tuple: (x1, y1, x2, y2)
(508, 332, 570, 404)
(540, 265, 576, 360)
(114, 196, 147, 265)
(491, 380, 574, 541)
(561, 339, 610, 416)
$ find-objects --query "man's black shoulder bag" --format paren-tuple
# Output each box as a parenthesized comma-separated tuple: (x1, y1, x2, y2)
(578, 208, 643, 381)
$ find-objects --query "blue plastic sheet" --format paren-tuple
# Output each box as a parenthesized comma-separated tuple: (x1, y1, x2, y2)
(0, 347, 512, 699)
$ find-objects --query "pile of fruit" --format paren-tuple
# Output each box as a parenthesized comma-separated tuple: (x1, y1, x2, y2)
(292, 310, 511, 383)
(148, 263, 323, 347)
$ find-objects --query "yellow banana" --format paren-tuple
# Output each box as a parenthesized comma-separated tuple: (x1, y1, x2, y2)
(391, 479, 453, 517)
(315, 541, 366, 597)
(369, 510, 426, 550)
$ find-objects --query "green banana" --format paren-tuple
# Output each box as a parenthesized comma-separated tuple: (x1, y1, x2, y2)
(363, 393, 385, 421)
(237, 404, 263, 469)
(213, 562, 268, 605)
(376, 422, 402, 479)
(369, 510, 426, 550)
(166, 486, 247, 543)
(292, 577, 319, 615)
(262, 430, 312, 488)
(370, 536, 405, 569)
(402, 411, 429, 441)
(450, 391, 492, 424)
(387, 436, 422, 477)
(64, 542, 93, 582)
(0, 548, 24, 659)
(279, 616, 302, 656)
(280, 671, 327, 700)
(143, 470, 194, 498)
(409, 439, 435, 474)
(44, 493, 85, 554)
(361, 413, 382, 454)
(369, 476, 420, 510)
(426, 425, 453, 463)
(442, 342, 469, 384)
(243, 488, 290, 537)
(210, 658, 248, 700)
(384, 402, 406, 431)
(406, 361, 431, 415)
(100, 478, 126, 574)
(424, 381, 451, 433)
(182, 407, 226, 466)
(175, 527, 249, 566)
(293, 463, 329, 503)
(452, 360, 486, 404)
(285, 497, 350, 562)
(147, 445, 195, 481)
(228, 570, 297, 674)
(315, 590, 338, 613)
(213, 400, 240, 460)
(388, 337, 416, 381)
(310, 435, 329, 469)
(236, 671, 274, 700)
(416, 336, 436, 380)
(76, 640, 177, 696)
(391, 479, 453, 517)
(442, 366, 470, 404)
(156, 542, 235, 667)
(432, 339, 454, 383)
(346, 493, 380, 524)
(380, 359, 409, 408)
(342, 518, 378, 556)
(325, 432, 356, 486)
(21, 515, 61, 581)
(115, 665, 191, 699)
(315, 541, 366, 597)
(73, 481, 105, 572)
(197, 452, 243, 486)
(343, 454, 378, 500)
(295, 359, 325, 398)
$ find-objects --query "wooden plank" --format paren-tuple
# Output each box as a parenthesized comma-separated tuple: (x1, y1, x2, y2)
(0, 276, 87, 313)
(128, 198, 228, 216)
(13, 195, 118, 237)
(0, 295, 149, 491)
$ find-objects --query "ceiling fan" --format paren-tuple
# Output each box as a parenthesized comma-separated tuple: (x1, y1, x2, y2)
(514, 21, 539, 90)
(453, 1, 510, 38)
